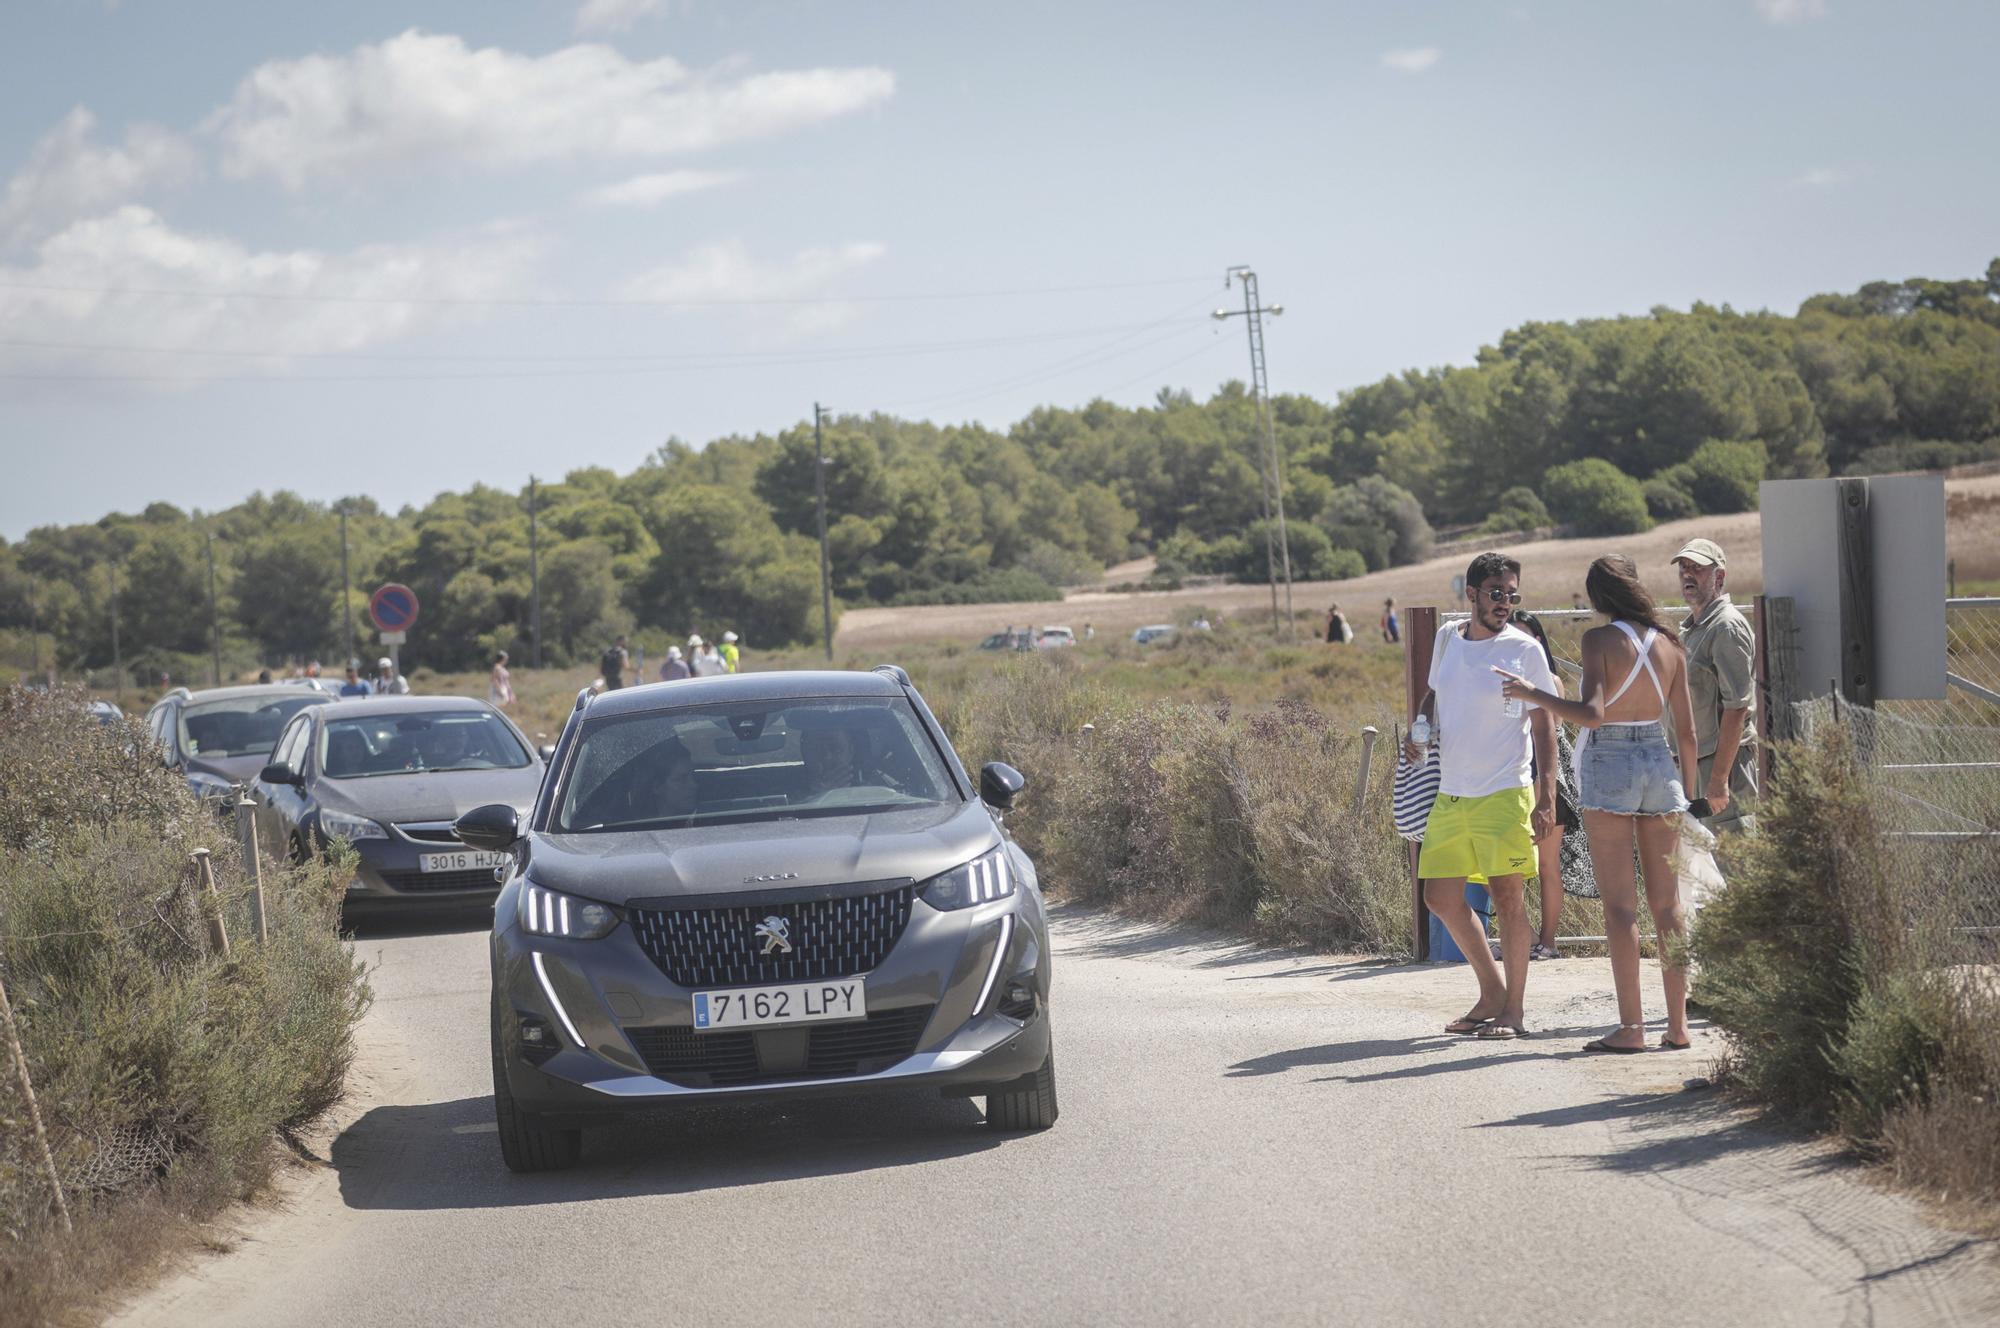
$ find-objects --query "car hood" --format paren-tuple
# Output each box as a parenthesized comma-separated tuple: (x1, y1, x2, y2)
(523, 799, 998, 906)
(189, 752, 273, 786)
(317, 766, 545, 825)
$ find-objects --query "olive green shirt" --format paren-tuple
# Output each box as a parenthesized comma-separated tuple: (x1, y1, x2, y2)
(1680, 594, 1756, 759)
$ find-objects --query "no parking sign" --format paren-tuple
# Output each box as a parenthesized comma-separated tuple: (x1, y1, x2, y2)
(369, 583, 420, 635)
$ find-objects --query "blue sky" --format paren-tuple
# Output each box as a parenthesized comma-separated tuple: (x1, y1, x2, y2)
(3, 0, 1994, 537)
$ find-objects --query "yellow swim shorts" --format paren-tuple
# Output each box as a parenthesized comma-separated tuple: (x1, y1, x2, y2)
(1417, 786, 1536, 882)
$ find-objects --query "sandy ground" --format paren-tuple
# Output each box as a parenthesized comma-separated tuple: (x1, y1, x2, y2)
(837, 474, 2000, 650)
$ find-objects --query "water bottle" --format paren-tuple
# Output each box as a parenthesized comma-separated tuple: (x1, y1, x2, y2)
(1502, 695, 1524, 719)
(1409, 715, 1432, 748)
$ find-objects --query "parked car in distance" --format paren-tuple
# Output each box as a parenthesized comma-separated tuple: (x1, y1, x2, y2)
(468, 665, 1056, 1172)
(1131, 624, 1176, 646)
(144, 684, 337, 803)
(87, 699, 124, 725)
(247, 695, 550, 907)
(1034, 626, 1076, 649)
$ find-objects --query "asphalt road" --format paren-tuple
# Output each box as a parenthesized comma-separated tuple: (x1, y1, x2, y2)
(116, 905, 1998, 1328)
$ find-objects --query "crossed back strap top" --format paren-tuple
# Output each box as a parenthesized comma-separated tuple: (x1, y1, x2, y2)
(1600, 620, 1666, 725)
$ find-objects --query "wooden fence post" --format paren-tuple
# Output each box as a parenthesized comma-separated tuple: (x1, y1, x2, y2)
(0, 969, 71, 1233)
(1754, 595, 1800, 792)
(194, 849, 230, 959)
(1836, 476, 1876, 709)
(1404, 606, 1440, 961)
(236, 801, 266, 945)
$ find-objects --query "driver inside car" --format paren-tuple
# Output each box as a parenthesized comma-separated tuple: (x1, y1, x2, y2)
(800, 725, 863, 796)
(647, 738, 699, 819)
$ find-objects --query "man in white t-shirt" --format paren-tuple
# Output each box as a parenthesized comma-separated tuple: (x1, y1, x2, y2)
(1405, 552, 1558, 1040)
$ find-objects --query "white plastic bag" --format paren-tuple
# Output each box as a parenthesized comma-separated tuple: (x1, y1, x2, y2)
(1672, 813, 1727, 920)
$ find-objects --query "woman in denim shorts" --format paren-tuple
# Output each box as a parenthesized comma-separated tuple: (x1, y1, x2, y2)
(1495, 556, 1701, 1054)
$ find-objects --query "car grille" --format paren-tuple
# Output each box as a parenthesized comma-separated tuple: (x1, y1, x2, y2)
(624, 1004, 934, 1087)
(395, 823, 461, 843)
(380, 867, 501, 893)
(628, 882, 916, 988)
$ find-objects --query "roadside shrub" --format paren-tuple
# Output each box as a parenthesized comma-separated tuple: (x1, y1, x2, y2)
(1317, 476, 1434, 571)
(886, 566, 1061, 606)
(1479, 486, 1550, 535)
(1318, 548, 1368, 582)
(1843, 436, 2000, 477)
(1643, 471, 1700, 522)
(1685, 439, 1766, 514)
(0, 687, 370, 1322)
(1542, 459, 1652, 536)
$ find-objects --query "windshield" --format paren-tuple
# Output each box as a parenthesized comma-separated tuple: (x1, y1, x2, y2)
(179, 694, 328, 759)
(320, 710, 531, 779)
(554, 696, 958, 833)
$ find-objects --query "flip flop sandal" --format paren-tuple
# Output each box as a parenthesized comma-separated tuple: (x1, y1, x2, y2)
(1657, 1036, 1693, 1051)
(1445, 1014, 1496, 1035)
(1475, 1023, 1530, 1040)
(1583, 1024, 1648, 1054)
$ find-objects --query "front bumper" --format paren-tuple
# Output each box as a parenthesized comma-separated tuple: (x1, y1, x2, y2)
(491, 884, 1052, 1121)
(341, 829, 506, 904)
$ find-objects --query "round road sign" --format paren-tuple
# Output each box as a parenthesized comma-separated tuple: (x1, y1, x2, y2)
(369, 583, 420, 634)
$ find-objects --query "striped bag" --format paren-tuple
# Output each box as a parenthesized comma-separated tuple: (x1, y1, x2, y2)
(1392, 743, 1441, 842)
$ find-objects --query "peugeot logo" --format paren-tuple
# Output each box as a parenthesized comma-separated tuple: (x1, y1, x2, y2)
(744, 872, 799, 883)
(755, 916, 793, 955)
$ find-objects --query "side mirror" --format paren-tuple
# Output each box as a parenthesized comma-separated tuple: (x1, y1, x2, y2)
(258, 761, 302, 786)
(455, 803, 521, 852)
(979, 761, 1025, 811)
(537, 744, 557, 763)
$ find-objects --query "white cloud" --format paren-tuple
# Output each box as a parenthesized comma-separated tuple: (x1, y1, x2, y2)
(1791, 166, 1850, 187)
(1380, 47, 1442, 75)
(576, 0, 666, 34)
(1753, 0, 1828, 24)
(618, 238, 886, 336)
(0, 206, 542, 386)
(0, 108, 197, 252)
(580, 168, 744, 208)
(206, 30, 895, 190)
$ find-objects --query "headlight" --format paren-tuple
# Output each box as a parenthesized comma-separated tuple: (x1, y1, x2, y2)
(518, 883, 619, 939)
(317, 809, 386, 842)
(187, 773, 235, 801)
(920, 845, 1015, 911)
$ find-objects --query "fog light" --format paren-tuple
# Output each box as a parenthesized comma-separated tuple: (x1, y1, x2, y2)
(999, 980, 1037, 1021)
(517, 1014, 558, 1065)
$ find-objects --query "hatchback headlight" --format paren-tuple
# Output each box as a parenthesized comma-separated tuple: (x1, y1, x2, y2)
(920, 845, 1015, 910)
(518, 883, 619, 939)
(317, 809, 386, 842)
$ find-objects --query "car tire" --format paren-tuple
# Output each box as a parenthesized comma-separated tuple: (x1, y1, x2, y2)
(985, 1049, 1058, 1132)
(490, 996, 582, 1173)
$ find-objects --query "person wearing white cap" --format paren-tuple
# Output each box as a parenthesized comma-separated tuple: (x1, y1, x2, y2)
(374, 656, 409, 695)
(658, 645, 691, 681)
(719, 630, 740, 673)
(1672, 538, 1755, 832)
(689, 635, 726, 678)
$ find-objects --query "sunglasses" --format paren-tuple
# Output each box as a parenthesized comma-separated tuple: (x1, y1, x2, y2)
(1475, 588, 1522, 605)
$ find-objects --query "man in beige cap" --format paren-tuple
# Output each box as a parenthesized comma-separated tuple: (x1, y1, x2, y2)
(1673, 538, 1755, 831)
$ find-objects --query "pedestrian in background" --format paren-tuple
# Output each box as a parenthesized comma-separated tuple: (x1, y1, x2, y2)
(1673, 539, 1756, 833)
(1380, 597, 1400, 644)
(690, 635, 726, 677)
(257, 669, 273, 684)
(719, 630, 741, 673)
(1325, 603, 1352, 643)
(659, 645, 690, 680)
(599, 636, 629, 691)
(375, 656, 409, 695)
(1408, 552, 1558, 1041)
(339, 663, 371, 698)
(489, 650, 514, 710)
(1497, 555, 1701, 1053)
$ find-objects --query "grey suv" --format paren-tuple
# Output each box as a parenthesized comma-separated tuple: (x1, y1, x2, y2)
(459, 666, 1056, 1172)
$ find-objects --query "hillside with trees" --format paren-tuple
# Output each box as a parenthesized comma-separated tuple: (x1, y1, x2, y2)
(4, 260, 1996, 681)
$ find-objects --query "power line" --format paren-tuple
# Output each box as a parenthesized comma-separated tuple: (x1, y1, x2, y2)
(0, 273, 1217, 309)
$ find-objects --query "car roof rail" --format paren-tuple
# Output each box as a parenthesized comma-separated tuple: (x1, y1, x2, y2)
(573, 686, 595, 712)
(871, 663, 911, 687)
(166, 686, 193, 702)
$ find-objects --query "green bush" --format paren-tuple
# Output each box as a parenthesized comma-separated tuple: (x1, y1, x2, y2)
(1318, 547, 1368, 582)
(1542, 459, 1652, 536)
(0, 687, 370, 1320)
(1479, 486, 1550, 535)
(886, 566, 1061, 606)
(1643, 471, 1699, 521)
(1316, 476, 1434, 571)
(1686, 439, 1766, 514)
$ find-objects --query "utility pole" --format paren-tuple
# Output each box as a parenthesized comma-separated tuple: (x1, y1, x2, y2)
(203, 520, 222, 686)
(814, 404, 834, 662)
(1214, 266, 1295, 639)
(527, 476, 543, 669)
(27, 579, 40, 684)
(338, 504, 355, 668)
(109, 561, 123, 705)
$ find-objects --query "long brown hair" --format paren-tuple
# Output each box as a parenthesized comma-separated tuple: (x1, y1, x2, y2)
(1584, 555, 1674, 636)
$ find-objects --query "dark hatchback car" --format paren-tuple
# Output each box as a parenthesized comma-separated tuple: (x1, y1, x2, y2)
(144, 684, 336, 802)
(461, 666, 1055, 1172)
(247, 696, 550, 905)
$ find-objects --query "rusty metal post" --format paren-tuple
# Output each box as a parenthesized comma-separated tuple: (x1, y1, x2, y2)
(0, 969, 71, 1232)
(236, 801, 266, 945)
(194, 848, 230, 959)
(1404, 606, 1440, 960)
